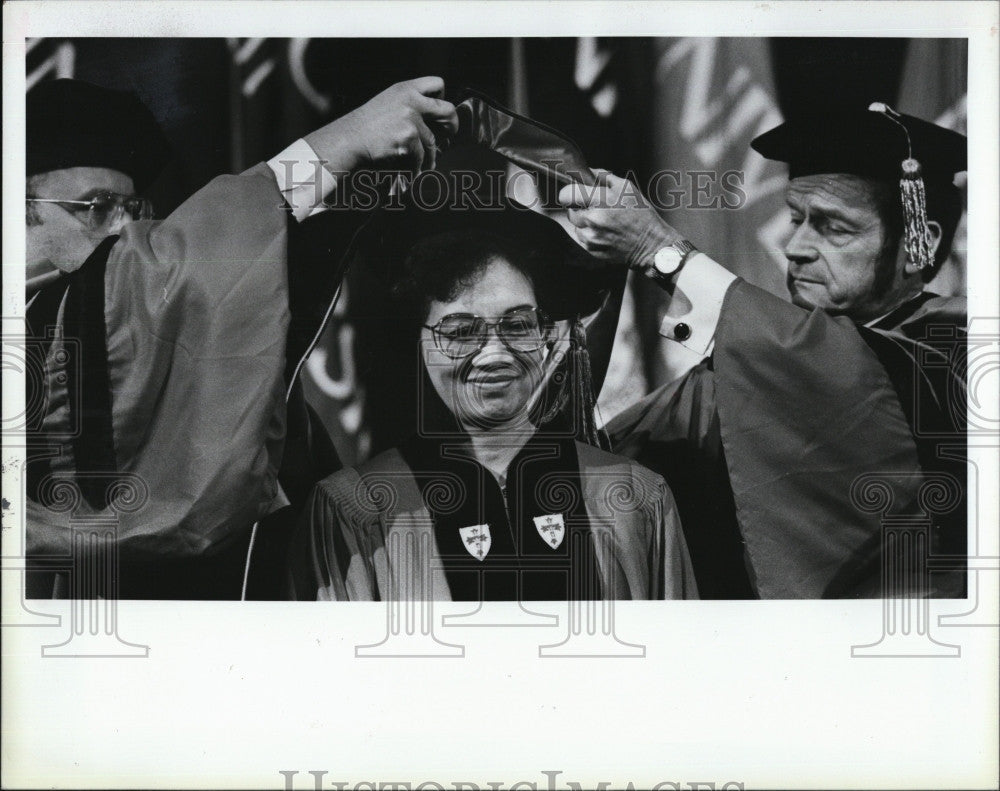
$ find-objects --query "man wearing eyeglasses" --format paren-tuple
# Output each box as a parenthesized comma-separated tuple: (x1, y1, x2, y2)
(557, 106, 968, 599)
(26, 180, 155, 289)
(25, 77, 458, 599)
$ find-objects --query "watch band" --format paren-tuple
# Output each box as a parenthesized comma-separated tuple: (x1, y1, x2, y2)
(671, 239, 697, 269)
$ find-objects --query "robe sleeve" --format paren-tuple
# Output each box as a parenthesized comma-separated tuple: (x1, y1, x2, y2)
(287, 480, 350, 601)
(286, 469, 383, 601)
(652, 471, 699, 600)
(710, 279, 923, 598)
(579, 442, 700, 601)
(28, 164, 294, 561)
(609, 279, 930, 598)
(608, 362, 756, 599)
(619, 459, 699, 600)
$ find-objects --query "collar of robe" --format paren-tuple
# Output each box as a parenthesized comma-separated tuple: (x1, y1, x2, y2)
(397, 420, 601, 602)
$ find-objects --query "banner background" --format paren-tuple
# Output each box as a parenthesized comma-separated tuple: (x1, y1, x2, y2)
(26, 35, 968, 462)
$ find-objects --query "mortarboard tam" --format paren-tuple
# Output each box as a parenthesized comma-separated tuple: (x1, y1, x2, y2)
(356, 195, 618, 323)
(27, 79, 172, 192)
(751, 103, 967, 269)
(751, 105, 966, 183)
(358, 88, 613, 320)
(346, 94, 619, 450)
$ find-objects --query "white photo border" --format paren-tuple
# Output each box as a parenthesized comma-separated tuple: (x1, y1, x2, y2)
(2, 2, 998, 790)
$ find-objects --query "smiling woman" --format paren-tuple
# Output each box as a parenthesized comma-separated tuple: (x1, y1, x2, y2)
(404, 230, 555, 434)
(286, 199, 698, 602)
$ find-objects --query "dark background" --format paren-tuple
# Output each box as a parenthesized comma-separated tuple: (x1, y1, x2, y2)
(26, 37, 968, 463)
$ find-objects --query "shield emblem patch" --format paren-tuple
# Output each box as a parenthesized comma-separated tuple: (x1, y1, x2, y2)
(533, 513, 565, 549)
(458, 524, 492, 561)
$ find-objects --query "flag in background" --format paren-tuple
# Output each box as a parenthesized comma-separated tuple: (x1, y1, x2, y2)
(26, 38, 75, 91)
(571, 38, 651, 426)
(642, 37, 787, 387)
(24, 37, 970, 462)
(505, 37, 650, 426)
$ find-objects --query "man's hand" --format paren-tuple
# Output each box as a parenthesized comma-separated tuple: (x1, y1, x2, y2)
(557, 172, 685, 272)
(305, 76, 458, 175)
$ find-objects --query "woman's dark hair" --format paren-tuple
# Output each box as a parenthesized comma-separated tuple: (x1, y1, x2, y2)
(389, 229, 541, 331)
(386, 226, 607, 448)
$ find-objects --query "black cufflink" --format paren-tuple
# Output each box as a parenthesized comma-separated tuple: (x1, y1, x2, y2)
(673, 322, 691, 341)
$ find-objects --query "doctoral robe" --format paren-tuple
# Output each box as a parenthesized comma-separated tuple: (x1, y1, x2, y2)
(25, 164, 348, 599)
(608, 280, 967, 599)
(288, 434, 697, 601)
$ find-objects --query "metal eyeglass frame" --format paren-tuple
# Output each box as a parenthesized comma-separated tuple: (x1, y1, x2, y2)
(26, 192, 154, 231)
(422, 307, 553, 359)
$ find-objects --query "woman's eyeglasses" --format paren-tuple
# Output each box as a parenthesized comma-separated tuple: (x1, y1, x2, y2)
(26, 192, 154, 232)
(423, 307, 552, 359)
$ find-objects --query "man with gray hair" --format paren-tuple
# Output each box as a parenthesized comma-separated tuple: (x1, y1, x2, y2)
(558, 104, 967, 598)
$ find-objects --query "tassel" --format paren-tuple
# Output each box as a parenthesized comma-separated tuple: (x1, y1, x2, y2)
(537, 319, 610, 450)
(538, 358, 570, 428)
(868, 102, 935, 270)
(899, 158, 935, 270)
(570, 319, 611, 450)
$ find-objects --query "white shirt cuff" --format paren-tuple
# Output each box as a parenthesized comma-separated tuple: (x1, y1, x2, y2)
(266, 139, 338, 222)
(657, 251, 737, 356)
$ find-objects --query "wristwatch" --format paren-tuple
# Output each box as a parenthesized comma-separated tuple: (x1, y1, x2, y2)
(649, 239, 698, 284)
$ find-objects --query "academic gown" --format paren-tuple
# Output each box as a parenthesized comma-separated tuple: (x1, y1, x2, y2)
(287, 431, 698, 601)
(608, 280, 967, 599)
(24, 164, 348, 599)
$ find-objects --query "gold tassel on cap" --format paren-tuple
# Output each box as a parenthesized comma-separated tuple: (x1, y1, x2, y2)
(536, 318, 609, 450)
(571, 318, 610, 450)
(868, 101, 935, 270)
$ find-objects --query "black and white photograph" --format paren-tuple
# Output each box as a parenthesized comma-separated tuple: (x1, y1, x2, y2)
(2, 2, 998, 789)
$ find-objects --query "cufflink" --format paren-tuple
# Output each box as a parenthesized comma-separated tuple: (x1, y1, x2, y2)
(673, 322, 692, 341)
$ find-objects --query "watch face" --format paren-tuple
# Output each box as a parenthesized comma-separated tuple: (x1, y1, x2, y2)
(654, 246, 682, 275)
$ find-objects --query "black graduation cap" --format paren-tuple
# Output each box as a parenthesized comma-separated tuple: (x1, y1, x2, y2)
(355, 195, 619, 322)
(27, 79, 171, 192)
(752, 103, 967, 269)
(751, 104, 966, 183)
